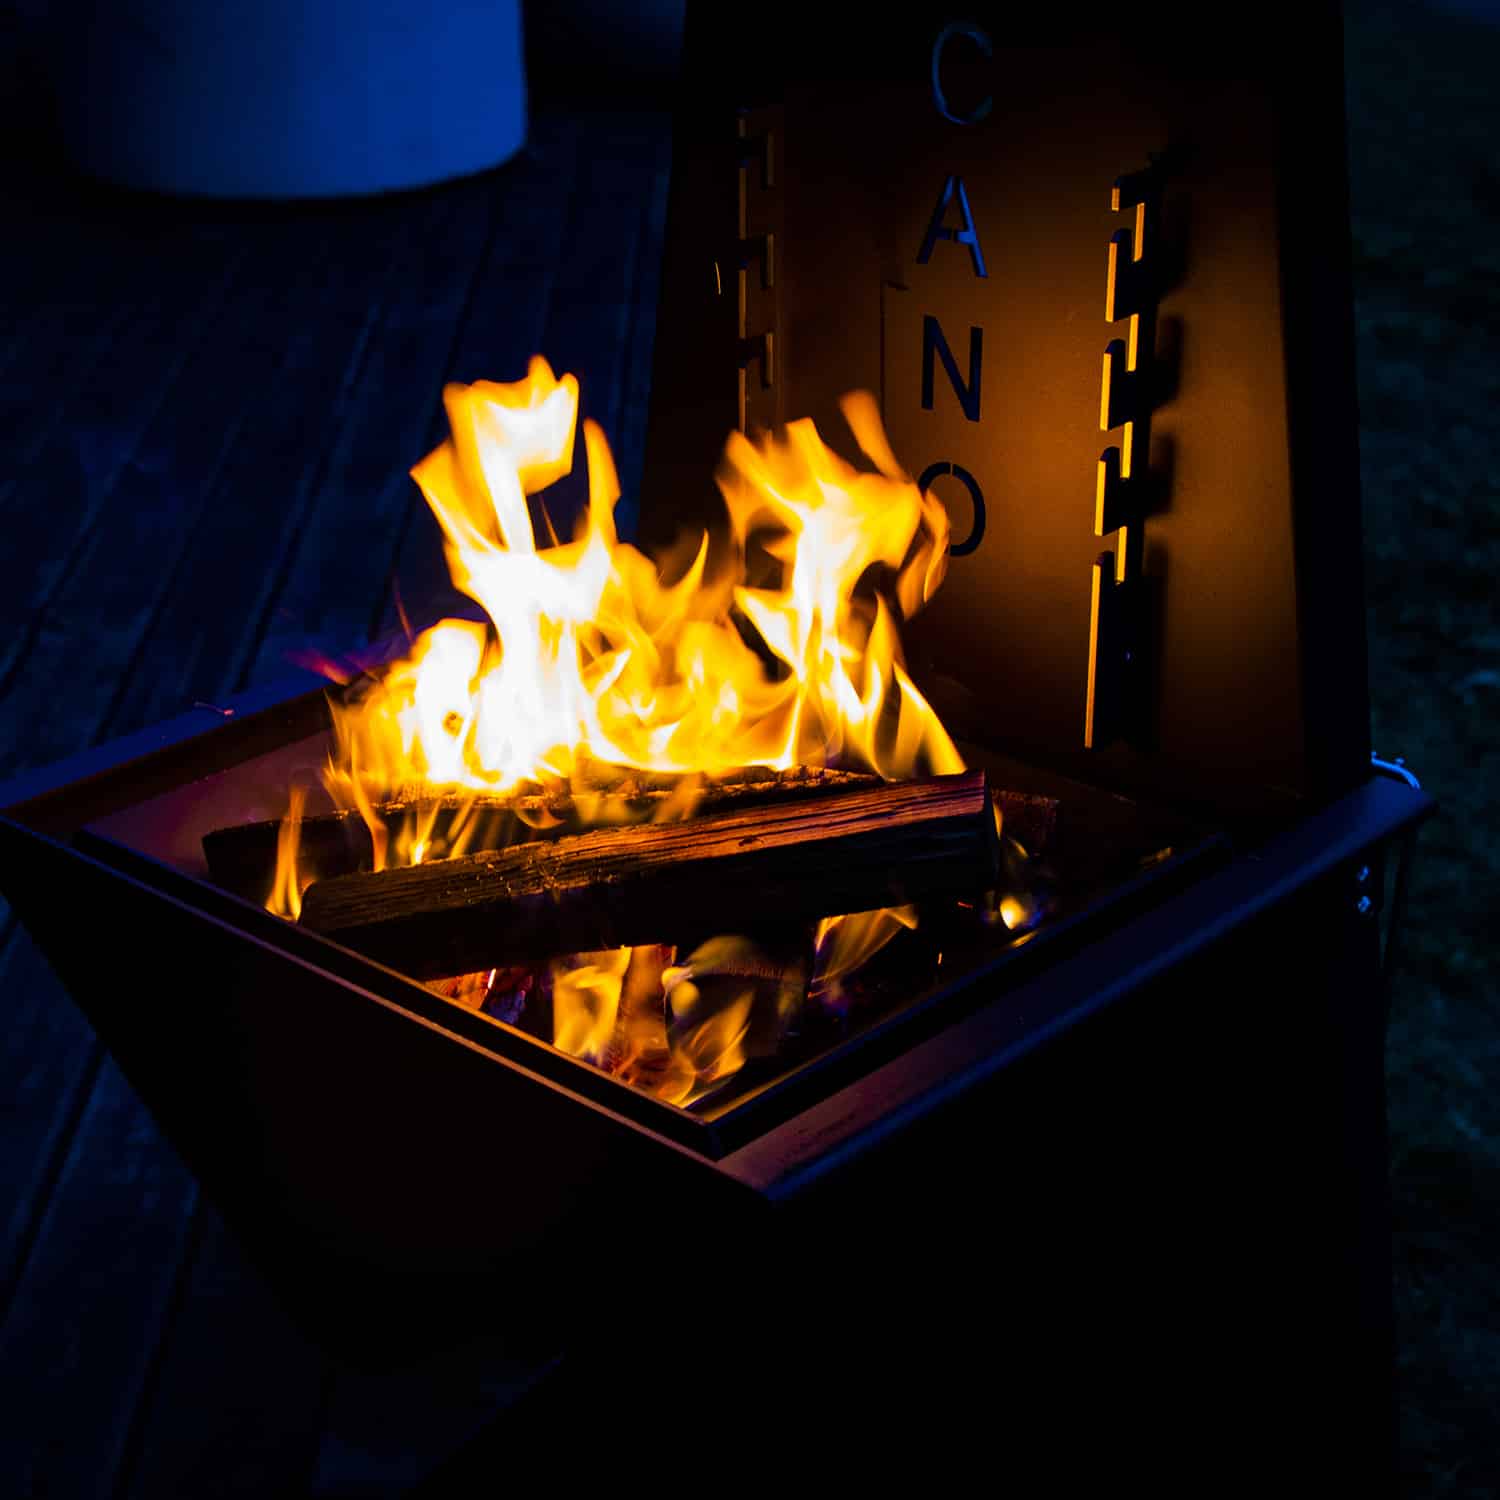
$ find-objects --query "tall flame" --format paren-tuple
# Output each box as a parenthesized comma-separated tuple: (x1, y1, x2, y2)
(275, 357, 975, 1103)
(315, 356, 960, 828)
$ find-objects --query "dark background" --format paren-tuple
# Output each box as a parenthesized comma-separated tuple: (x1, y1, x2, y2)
(0, 0, 1494, 1493)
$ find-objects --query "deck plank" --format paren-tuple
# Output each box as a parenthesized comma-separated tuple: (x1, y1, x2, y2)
(0, 227, 319, 778)
(118, 1206, 332, 1500)
(0, 182, 210, 437)
(0, 924, 96, 1311)
(0, 226, 249, 709)
(122, 194, 444, 734)
(532, 112, 671, 541)
(608, 121, 674, 539)
(0, 1056, 200, 1500)
(242, 180, 498, 685)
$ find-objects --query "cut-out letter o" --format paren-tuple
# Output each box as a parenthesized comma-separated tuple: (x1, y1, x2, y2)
(918, 461, 987, 556)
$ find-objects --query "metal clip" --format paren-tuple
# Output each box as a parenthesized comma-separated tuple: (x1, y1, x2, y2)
(737, 231, 775, 289)
(738, 331, 774, 387)
(1100, 336, 1145, 432)
(1095, 439, 1141, 537)
(1104, 166, 1161, 322)
(734, 105, 783, 434)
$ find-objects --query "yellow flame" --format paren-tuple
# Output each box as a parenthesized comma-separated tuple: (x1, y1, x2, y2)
(315, 356, 959, 816)
(551, 948, 631, 1061)
(812, 904, 919, 1011)
(544, 936, 799, 1108)
(271, 357, 974, 1101)
(268, 783, 308, 919)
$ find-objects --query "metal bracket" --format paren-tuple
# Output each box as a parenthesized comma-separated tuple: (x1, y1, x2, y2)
(735, 124, 775, 191)
(737, 231, 775, 289)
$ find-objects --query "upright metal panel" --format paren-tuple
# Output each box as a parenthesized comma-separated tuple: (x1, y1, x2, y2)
(641, 2, 1370, 826)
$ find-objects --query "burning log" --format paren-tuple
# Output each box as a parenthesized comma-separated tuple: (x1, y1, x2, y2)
(204, 767, 1059, 903)
(297, 770, 999, 979)
(426, 965, 533, 1022)
(603, 943, 678, 1087)
(201, 764, 884, 903)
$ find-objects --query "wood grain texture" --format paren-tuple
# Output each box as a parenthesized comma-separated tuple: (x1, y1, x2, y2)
(203, 764, 883, 901)
(299, 769, 998, 975)
(0, 236, 249, 741)
(0, 244, 287, 776)
(127, 194, 440, 732)
(0, 923, 98, 1309)
(242, 184, 496, 684)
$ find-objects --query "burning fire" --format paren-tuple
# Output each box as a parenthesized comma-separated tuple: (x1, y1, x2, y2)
(275, 356, 977, 1106)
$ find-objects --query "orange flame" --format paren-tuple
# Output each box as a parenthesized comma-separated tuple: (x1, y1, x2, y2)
(812, 904, 919, 1014)
(268, 783, 308, 919)
(305, 356, 960, 825)
(272, 357, 972, 1102)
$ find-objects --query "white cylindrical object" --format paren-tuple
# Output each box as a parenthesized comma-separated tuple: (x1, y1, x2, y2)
(45, 1, 527, 198)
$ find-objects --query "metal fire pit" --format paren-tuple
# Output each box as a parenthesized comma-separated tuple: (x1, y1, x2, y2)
(0, 2, 1432, 1487)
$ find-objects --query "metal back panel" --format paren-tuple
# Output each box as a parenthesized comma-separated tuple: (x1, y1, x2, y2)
(640, 2, 1369, 826)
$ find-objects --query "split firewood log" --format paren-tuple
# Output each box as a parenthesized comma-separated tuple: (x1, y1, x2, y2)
(297, 770, 1000, 979)
(203, 764, 885, 902)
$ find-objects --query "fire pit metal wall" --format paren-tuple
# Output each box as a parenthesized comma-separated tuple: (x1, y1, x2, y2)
(643, 1, 1371, 825)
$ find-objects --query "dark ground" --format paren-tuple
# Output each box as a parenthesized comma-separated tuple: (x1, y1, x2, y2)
(1345, 4, 1500, 1493)
(0, 1, 1493, 1494)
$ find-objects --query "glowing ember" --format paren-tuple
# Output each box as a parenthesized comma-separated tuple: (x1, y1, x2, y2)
(272, 356, 992, 1105)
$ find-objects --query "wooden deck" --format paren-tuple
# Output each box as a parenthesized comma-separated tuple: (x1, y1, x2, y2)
(0, 102, 671, 1498)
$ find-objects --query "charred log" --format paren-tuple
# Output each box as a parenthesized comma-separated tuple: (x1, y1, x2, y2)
(297, 770, 1000, 979)
(202, 764, 883, 903)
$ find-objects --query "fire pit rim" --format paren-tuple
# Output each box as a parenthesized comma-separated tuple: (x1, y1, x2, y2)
(0, 649, 1223, 1157)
